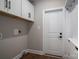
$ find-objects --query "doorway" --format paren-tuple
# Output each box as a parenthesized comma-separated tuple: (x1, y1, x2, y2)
(43, 8, 64, 56)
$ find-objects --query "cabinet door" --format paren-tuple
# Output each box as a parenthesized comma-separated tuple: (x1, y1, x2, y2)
(8, 0, 21, 16)
(22, 0, 29, 19)
(69, 42, 78, 59)
(22, 0, 34, 21)
(0, 0, 4, 11)
(0, 0, 8, 12)
(27, 1, 34, 21)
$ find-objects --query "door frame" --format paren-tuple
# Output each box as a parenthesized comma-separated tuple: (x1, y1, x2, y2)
(43, 7, 65, 56)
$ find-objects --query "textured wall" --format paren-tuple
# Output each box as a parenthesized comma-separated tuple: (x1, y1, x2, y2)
(28, 0, 65, 50)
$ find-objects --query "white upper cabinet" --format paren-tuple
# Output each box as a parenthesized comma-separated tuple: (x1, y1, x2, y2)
(0, 0, 8, 12)
(0, 0, 34, 22)
(22, 0, 34, 21)
(0, 0, 22, 16)
(8, 0, 22, 16)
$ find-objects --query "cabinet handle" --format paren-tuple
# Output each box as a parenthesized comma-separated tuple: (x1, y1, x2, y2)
(75, 46, 78, 51)
(28, 13, 31, 18)
(60, 33, 62, 35)
(8, 1, 11, 9)
(5, 0, 8, 8)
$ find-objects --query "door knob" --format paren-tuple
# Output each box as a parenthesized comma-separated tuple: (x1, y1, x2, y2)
(59, 36, 62, 38)
(60, 33, 62, 35)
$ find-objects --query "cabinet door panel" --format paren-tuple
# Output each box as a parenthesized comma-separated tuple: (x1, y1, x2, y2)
(8, 0, 21, 16)
(0, 0, 4, 10)
(28, 2, 34, 20)
(22, 0, 29, 19)
(0, 0, 8, 12)
(31, 5, 34, 20)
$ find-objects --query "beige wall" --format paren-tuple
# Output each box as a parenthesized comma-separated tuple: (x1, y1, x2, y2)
(0, 35, 27, 59)
(28, 0, 65, 50)
(0, 15, 32, 59)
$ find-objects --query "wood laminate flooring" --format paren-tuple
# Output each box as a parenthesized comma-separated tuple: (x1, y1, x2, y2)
(20, 53, 63, 59)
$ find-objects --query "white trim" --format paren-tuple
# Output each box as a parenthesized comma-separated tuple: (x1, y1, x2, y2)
(13, 49, 44, 59)
(65, 0, 67, 7)
(43, 7, 65, 56)
(13, 49, 65, 59)
(43, 7, 64, 13)
(13, 50, 28, 59)
(26, 49, 45, 55)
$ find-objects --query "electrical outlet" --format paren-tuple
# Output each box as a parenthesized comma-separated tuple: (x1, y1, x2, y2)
(14, 29, 21, 35)
(14, 29, 19, 35)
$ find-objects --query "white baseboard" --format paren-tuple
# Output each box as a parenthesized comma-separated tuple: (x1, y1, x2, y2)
(26, 49, 45, 55)
(13, 49, 65, 59)
(13, 49, 44, 59)
(13, 50, 28, 59)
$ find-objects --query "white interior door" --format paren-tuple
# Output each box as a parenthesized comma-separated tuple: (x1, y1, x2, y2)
(43, 8, 64, 56)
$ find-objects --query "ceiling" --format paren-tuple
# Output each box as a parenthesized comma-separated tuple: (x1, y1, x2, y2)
(29, 0, 56, 2)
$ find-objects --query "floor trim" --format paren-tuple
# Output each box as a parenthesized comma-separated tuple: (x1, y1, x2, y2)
(26, 49, 45, 55)
(13, 49, 64, 59)
(13, 49, 44, 59)
(13, 50, 28, 59)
